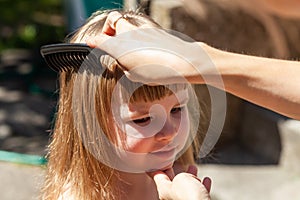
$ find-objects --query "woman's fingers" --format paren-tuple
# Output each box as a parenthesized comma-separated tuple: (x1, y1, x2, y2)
(101, 11, 123, 36)
(86, 34, 111, 48)
(87, 11, 141, 54)
(101, 11, 138, 36)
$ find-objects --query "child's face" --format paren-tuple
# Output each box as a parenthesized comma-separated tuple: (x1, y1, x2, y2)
(112, 88, 190, 171)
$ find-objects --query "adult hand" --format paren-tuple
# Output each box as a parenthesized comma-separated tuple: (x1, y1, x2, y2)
(148, 165, 211, 200)
(87, 11, 214, 85)
(86, 11, 300, 120)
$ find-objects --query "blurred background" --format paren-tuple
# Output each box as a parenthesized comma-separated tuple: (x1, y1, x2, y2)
(0, 0, 300, 199)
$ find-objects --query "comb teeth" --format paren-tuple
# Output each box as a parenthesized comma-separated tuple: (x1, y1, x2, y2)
(44, 51, 90, 72)
(40, 43, 103, 72)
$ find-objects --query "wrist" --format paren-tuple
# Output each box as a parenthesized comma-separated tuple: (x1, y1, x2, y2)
(190, 42, 230, 87)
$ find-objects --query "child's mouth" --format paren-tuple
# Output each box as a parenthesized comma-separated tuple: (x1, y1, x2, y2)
(149, 146, 177, 159)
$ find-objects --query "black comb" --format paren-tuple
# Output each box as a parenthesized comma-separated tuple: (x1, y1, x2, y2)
(40, 43, 105, 72)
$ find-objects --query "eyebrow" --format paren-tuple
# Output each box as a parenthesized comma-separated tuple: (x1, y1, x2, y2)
(120, 94, 189, 122)
(177, 96, 189, 106)
(120, 106, 150, 122)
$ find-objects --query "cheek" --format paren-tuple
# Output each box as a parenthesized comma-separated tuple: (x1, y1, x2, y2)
(112, 121, 154, 153)
(118, 133, 153, 153)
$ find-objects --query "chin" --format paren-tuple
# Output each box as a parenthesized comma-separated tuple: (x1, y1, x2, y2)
(160, 163, 174, 171)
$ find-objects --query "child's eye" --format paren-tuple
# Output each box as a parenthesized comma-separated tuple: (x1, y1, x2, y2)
(132, 117, 151, 125)
(171, 106, 184, 114)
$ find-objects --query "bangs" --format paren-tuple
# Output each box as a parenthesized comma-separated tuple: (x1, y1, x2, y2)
(101, 64, 187, 103)
(97, 56, 187, 107)
(126, 83, 187, 103)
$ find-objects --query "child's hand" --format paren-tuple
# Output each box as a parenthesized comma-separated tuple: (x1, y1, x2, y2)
(148, 165, 211, 200)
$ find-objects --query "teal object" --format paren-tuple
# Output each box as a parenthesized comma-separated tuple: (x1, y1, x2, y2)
(0, 150, 47, 166)
(83, 0, 123, 16)
(64, 0, 123, 31)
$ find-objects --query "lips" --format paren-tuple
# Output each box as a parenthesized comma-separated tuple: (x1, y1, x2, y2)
(149, 146, 177, 157)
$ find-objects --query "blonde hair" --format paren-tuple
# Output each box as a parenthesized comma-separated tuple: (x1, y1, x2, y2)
(42, 10, 207, 200)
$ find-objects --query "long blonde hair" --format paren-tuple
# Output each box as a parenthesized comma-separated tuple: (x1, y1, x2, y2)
(42, 10, 207, 200)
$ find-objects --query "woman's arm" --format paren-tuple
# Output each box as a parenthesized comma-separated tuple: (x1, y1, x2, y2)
(88, 11, 300, 120)
(204, 44, 300, 120)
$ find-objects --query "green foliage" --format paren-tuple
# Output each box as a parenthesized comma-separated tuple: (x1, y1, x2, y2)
(0, 0, 66, 51)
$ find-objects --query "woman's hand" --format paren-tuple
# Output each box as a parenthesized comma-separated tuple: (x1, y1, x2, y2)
(148, 165, 211, 200)
(87, 11, 213, 85)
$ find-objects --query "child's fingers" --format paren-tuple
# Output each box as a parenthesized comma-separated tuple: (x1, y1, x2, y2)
(163, 168, 175, 180)
(203, 177, 212, 193)
(148, 170, 173, 199)
(153, 171, 171, 183)
(186, 164, 198, 176)
(147, 168, 173, 181)
(187, 165, 212, 193)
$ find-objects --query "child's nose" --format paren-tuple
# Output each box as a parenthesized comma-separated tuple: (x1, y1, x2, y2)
(154, 118, 177, 142)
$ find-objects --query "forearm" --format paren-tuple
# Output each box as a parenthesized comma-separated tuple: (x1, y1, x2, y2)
(199, 43, 300, 120)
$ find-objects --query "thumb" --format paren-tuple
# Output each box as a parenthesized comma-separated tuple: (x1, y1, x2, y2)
(86, 34, 111, 49)
(149, 171, 173, 200)
(149, 171, 171, 186)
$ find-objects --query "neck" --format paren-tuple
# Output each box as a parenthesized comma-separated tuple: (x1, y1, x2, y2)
(115, 171, 158, 200)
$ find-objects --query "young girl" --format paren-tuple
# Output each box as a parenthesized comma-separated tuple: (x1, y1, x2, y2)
(42, 10, 207, 200)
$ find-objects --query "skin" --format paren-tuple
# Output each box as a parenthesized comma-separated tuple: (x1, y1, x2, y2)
(87, 11, 300, 120)
(148, 165, 211, 200)
(112, 89, 191, 172)
(85, 10, 300, 199)
(112, 90, 211, 200)
(88, 11, 212, 200)
(260, 0, 300, 18)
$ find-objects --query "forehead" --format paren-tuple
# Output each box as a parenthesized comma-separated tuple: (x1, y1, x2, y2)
(118, 82, 188, 103)
(121, 89, 189, 111)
